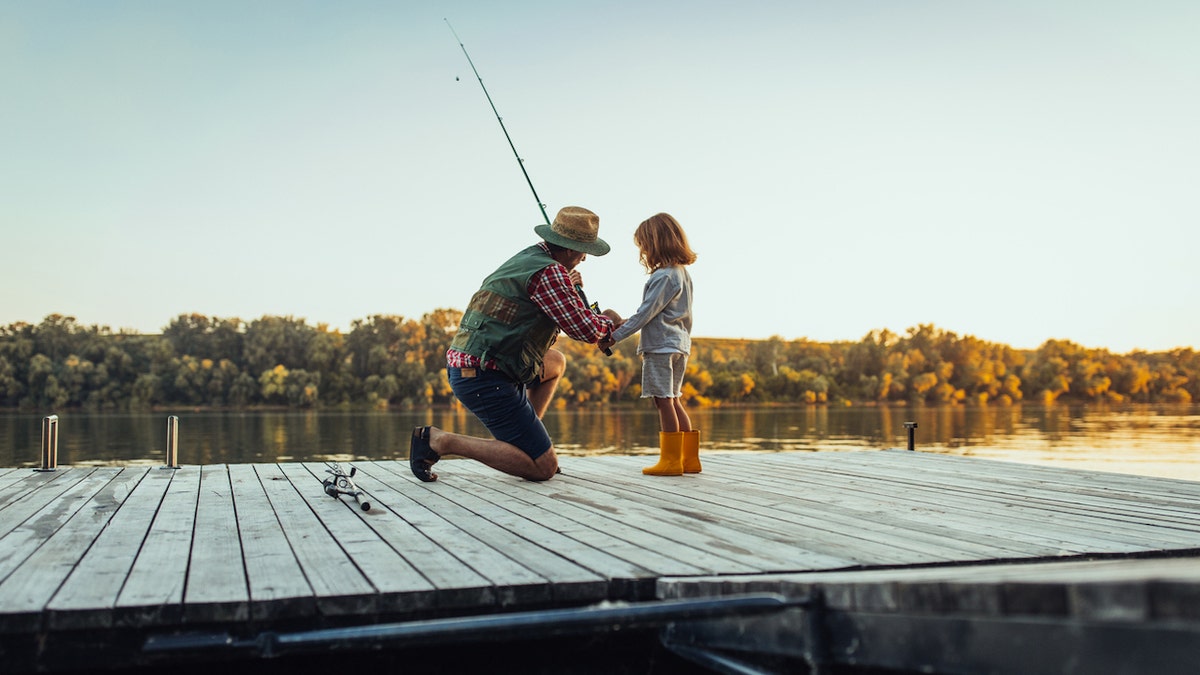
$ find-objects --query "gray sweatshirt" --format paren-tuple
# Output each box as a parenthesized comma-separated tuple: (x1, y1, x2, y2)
(610, 265, 693, 355)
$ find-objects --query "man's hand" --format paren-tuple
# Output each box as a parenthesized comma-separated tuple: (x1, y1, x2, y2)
(597, 337, 615, 354)
(568, 269, 583, 287)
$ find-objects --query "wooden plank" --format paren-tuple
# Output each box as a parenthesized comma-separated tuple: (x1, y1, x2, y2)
(657, 461, 1070, 557)
(252, 463, 377, 617)
(465, 456, 863, 569)
(0, 468, 120, 586)
(847, 451, 1200, 517)
(0, 469, 52, 511)
(726, 453, 1200, 549)
(873, 450, 1200, 519)
(697, 454, 1152, 556)
(0, 468, 96, 539)
(356, 462, 556, 608)
(561, 456, 922, 568)
(784, 451, 1200, 543)
(0, 451, 1197, 657)
(578, 455, 1062, 561)
(430, 459, 766, 577)
(576, 456, 877, 567)
(364, 461, 618, 603)
(556, 451, 960, 562)
(833, 456, 1200, 546)
(114, 466, 200, 627)
(892, 449, 1200, 500)
(46, 468, 174, 630)
(774, 455, 1200, 549)
(0, 468, 141, 632)
(638, 454, 1005, 562)
(280, 463, 436, 614)
(227, 464, 315, 622)
(322, 463, 499, 611)
(450, 461, 716, 579)
(613, 450, 1200, 559)
(820, 450, 1200, 514)
(182, 465, 248, 623)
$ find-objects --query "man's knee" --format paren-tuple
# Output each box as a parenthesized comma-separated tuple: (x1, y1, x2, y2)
(529, 449, 559, 481)
(541, 348, 566, 382)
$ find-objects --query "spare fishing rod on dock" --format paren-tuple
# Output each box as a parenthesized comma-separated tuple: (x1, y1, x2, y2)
(323, 463, 370, 511)
(446, 19, 612, 356)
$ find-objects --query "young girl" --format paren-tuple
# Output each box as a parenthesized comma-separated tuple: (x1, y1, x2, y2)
(602, 213, 699, 475)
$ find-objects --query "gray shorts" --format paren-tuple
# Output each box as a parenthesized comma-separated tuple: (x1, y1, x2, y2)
(641, 352, 688, 399)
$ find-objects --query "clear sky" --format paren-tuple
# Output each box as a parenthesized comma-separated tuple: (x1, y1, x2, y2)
(3, 1, 1197, 353)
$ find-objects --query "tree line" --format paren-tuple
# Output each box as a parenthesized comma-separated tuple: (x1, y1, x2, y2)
(0, 313, 1195, 411)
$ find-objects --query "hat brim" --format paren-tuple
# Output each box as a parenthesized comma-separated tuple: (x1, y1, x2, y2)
(535, 224, 610, 256)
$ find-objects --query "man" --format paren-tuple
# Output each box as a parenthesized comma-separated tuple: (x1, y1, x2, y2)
(410, 206, 621, 482)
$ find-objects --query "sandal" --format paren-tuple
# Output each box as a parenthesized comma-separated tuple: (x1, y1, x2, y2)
(409, 426, 440, 482)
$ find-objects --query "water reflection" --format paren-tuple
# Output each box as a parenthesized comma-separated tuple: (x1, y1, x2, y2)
(0, 404, 1196, 480)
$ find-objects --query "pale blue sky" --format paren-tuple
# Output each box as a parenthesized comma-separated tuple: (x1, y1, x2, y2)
(3, 1, 1197, 352)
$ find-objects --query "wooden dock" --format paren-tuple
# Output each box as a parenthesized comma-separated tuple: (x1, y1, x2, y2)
(2, 449, 1199, 673)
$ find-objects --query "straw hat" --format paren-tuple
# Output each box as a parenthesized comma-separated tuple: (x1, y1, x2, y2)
(535, 206, 610, 256)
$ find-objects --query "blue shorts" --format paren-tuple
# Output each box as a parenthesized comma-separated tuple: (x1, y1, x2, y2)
(448, 367, 553, 460)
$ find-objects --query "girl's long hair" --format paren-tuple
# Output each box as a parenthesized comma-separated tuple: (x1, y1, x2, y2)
(634, 213, 697, 272)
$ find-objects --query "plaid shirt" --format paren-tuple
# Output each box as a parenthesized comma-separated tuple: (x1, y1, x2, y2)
(447, 245, 614, 370)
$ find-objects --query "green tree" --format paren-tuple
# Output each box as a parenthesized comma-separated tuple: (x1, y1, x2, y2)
(841, 330, 895, 400)
(131, 373, 163, 408)
(0, 356, 23, 405)
(4, 313, 1198, 410)
(1073, 357, 1112, 401)
(25, 354, 66, 408)
(259, 364, 290, 404)
(245, 316, 313, 374)
(228, 372, 258, 407)
(306, 324, 352, 405)
(1026, 354, 1071, 403)
(33, 315, 83, 362)
(1150, 362, 1191, 403)
(285, 369, 320, 407)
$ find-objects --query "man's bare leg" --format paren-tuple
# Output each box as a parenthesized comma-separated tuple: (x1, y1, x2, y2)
(428, 427, 559, 481)
(528, 348, 565, 419)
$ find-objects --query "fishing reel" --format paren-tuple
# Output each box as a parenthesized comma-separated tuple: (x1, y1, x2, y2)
(322, 464, 371, 511)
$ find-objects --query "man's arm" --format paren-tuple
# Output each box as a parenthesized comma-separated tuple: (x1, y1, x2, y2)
(528, 264, 614, 343)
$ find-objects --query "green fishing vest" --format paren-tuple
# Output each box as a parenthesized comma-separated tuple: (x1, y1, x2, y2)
(449, 245, 561, 384)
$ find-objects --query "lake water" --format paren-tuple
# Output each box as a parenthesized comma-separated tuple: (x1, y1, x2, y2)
(1, 404, 1197, 482)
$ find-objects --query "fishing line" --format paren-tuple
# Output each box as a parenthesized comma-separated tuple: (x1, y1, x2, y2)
(445, 19, 613, 356)
(445, 18, 552, 228)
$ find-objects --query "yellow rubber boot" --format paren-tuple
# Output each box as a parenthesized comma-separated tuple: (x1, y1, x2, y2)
(643, 431, 684, 476)
(682, 430, 701, 473)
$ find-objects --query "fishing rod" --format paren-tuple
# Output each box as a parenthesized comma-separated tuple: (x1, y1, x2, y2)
(446, 19, 613, 356)
(445, 18, 552, 229)
(322, 463, 370, 511)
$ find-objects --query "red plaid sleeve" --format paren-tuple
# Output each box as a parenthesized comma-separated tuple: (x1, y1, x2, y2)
(529, 264, 614, 343)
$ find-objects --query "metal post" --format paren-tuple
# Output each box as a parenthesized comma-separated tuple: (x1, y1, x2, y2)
(163, 416, 179, 469)
(36, 414, 59, 471)
(904, 422, 918, 451)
